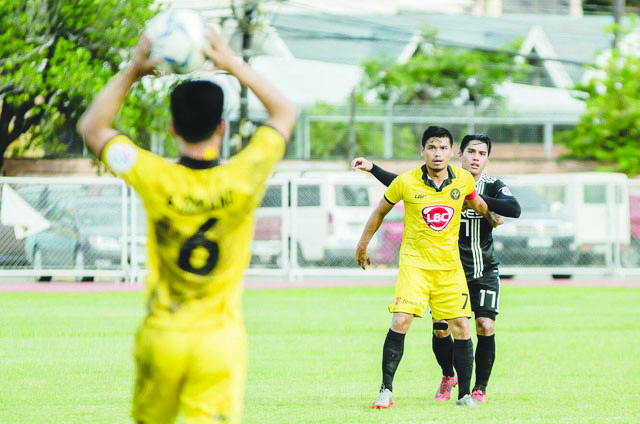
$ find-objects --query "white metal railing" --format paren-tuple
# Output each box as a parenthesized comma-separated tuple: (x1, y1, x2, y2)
(1, 174, 639, 283)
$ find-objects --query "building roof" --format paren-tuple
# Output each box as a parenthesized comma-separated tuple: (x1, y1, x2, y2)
(269, 12, 618, 84)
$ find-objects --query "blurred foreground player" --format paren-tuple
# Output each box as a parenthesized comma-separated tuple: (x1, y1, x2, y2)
(78, 27, 296, 423)
(352, 134, 520, 404)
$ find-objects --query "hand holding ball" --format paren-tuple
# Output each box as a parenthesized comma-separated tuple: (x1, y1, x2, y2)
(145, 9, 208, 74)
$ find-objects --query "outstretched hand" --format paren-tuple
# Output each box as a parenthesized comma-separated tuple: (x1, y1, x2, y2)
(351, 157, 373, 172)
(356, 243, 371, 270)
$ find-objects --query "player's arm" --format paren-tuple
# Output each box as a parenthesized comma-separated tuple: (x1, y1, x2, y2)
(351, 157, 398, 187)
(465, 193, 503, 228)
(480, 183, 521, 218)
(77, 34, 158, 156)
(203, 25, 297, 140)
(356, 197, 393, 269)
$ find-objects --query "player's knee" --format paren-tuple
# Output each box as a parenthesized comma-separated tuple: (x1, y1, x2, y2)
(391, 314, 413, 333)
(434, 329, 450, 338)
(475, 318, 495, 336)
(433, 321, 450, 338)
(448, 318, 470, 339)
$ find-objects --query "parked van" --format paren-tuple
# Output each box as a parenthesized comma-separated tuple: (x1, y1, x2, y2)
(500, 173, 629, 269)
(251, 172, 379, 267)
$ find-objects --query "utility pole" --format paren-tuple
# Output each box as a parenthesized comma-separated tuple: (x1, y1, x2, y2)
(347, 88, 356, 160)
(233, 0, 260, 149)
(613, 0, 625, 50)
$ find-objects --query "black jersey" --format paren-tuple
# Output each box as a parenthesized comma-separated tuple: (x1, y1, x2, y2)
(369, 165, 520, 280)
(460, 174, 518, 279)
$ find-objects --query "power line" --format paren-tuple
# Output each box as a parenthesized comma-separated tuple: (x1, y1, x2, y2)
(272, 23, 597, 66)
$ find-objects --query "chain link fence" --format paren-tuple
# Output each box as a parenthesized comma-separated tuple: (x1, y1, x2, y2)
(0, 177, 128, 281)
(1, 174, 638, 282)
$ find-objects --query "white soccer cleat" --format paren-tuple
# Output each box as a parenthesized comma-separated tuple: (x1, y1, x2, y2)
(372, 388, 394, 408)
(455, 394, 479, 407)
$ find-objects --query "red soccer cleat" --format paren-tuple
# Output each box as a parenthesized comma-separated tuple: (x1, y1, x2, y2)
(471, 389, 487, 403)
(434, 374, 458, 402)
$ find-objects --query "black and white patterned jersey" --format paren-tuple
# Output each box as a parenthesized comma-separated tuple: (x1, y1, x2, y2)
(459, 174, 518, 279)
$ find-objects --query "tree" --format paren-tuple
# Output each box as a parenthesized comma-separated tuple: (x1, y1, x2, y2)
(0, 0, 159, 171)
(559, 50, 640, 175)
(360, 29, 524, 106)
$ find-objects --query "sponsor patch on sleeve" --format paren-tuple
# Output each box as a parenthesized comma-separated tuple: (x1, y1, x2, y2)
(105, 142, 138, 174)
(501, 186, 513, 196)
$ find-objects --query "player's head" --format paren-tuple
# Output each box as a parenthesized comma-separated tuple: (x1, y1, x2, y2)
(170, 80, 224, 144)
(459, 134, 491, 177)
(420, 126, 454, 172)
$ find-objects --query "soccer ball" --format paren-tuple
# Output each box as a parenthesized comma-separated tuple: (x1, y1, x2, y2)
(146, 9, 208, 74)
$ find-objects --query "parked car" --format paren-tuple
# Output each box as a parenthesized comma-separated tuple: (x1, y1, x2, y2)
(24, 197, 138, 281)
(251, 184, 284, 267)
(0, 186, 28, 267)
(621, 191, 640, 267)
(24, 199, 87, 281)
(493, 185, 577, 268)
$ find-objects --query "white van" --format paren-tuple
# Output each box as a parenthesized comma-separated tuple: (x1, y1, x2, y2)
(500, 172, 629, 268)
(251, 172, 379, 267)
(291, 172, 379, 265)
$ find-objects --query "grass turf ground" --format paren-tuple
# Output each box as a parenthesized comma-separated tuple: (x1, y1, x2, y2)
(1, 285, 639, 423)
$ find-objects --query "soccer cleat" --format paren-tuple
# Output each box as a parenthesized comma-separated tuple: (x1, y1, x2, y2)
(455, 394, 479, 407)
(434, 374, 458, 402)
(372, 388, 394, 409)
(471, 389, 487, 403)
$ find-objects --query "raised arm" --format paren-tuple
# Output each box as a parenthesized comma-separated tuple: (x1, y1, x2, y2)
(351, 157, 398, 187)
(480, 184, 521, 218)
(203, 26, 297, 140)
(356, 198, 394, 269)
(77, 34, 158, 156)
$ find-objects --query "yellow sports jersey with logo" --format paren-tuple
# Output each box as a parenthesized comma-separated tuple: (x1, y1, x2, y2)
(101, 126, 285, 329)
(384, 164, 476, 270)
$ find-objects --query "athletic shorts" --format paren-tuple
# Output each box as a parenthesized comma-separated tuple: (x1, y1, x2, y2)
(389, 265, 472, 321)
(131, 322, 247, 424)
(466, 265, 500, 320)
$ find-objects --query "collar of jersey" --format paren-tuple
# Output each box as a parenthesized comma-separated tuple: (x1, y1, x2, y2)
(178, 156, 220, 170)
(421, 164, 455, 192)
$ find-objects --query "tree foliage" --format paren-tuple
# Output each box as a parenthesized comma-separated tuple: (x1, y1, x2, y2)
(0, 0, 160, 171)
(559, 50, 640, 175)
(360, 29, 524, 106)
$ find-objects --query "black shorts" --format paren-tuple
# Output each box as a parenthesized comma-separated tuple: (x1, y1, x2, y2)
(466, 266, 500, 320)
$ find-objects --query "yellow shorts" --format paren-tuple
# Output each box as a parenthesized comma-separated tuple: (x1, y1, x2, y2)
(388, 265, 472, 321)
(131, 323, 247, 424)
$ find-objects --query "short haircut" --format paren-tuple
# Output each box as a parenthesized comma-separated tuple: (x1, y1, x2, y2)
(460, 134, 492, 156)
(421, 126, 454, 148)
(170, 80, 224, 143)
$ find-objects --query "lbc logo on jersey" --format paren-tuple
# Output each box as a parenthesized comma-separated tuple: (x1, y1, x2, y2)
(422, 205, 454, 231)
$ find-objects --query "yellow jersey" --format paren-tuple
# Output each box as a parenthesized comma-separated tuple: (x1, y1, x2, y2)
(384, 164, 476, 271)
(101, 126, 285, 329)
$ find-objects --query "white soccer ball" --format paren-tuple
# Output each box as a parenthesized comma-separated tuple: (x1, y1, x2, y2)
(146, 9, 208, 74)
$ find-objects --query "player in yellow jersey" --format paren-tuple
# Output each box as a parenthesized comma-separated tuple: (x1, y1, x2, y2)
(356, 126, 501, 408)
(77, 26, 297, 424)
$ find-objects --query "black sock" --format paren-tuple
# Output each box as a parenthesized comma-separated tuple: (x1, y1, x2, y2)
(453, 338, 474, 399)
(432, 332, 455, 377)
(474, 334, 495, 392)
(381, 329, 405, 392)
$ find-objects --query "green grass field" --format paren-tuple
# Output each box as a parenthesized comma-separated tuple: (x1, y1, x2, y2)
(1, 285, 639, 423)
